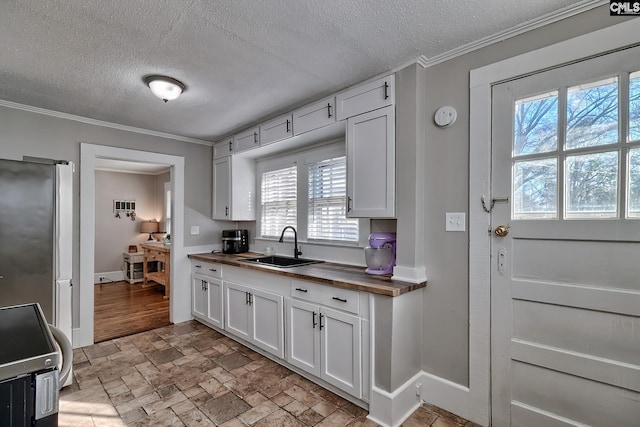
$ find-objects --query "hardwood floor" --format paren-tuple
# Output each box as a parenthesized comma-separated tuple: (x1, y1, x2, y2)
(94, 280, 170, 343)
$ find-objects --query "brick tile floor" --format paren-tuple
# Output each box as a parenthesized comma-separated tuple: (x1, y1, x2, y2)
(60, 321, 479, 426)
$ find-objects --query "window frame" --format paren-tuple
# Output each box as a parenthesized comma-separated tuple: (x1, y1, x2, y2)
(256, 141, 369, 247)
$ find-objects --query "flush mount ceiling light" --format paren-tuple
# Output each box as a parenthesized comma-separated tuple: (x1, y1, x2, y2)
(144, 75, 186, 102)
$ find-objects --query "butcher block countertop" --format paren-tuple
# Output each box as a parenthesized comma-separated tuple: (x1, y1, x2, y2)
(188, 252, 426, 297)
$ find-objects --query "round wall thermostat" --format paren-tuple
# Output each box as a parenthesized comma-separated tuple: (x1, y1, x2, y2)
(434, 106, 457, 127)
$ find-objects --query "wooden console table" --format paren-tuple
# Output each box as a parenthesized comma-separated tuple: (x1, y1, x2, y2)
(141, 243, 170, 299)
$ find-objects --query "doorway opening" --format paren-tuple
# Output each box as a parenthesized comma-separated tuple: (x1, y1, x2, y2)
(79, 143, 186, 348)
(93, 159, 172, 342)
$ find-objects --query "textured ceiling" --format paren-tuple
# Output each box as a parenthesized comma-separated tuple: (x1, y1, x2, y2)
(0, 0, 594, 142)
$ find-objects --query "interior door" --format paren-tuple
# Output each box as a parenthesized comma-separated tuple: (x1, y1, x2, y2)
(491, 47, 640, 426)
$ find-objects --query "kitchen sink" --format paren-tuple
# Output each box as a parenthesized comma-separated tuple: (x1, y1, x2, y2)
(241, 255, 323, 268)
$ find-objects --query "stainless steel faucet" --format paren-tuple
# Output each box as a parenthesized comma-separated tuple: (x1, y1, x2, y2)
(279, 226, 302, 259)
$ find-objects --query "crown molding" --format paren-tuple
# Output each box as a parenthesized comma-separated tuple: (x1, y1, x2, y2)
(416, 0, 607, 69)
(0, 99, 214, 146)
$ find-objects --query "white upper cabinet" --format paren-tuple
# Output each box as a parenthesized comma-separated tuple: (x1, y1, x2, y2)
(336, 75, 395, 121)
(234, 127, 260, 153)
(212, 155, 255, 221)
(213, 138, 234, 159)
(346, 105, 395, 218)
(293, 96, 336, 135)
(260, 113, 293, 146)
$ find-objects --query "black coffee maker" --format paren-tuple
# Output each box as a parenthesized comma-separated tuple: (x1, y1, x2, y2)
(222, 229, 249, 254)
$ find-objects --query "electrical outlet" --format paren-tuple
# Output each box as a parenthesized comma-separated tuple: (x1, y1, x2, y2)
(99, 277, 106, 282)
(445, 212, 466, 232)
(415, 383, 422, 396)
(190, 226, 200, 235)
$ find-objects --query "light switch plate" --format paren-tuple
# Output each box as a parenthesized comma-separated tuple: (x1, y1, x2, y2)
(190, 226, 200, 235)
(446, 212, 465, 232)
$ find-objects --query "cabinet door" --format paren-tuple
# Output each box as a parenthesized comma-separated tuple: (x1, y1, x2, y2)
(214, 139, 234, 159)
(212, 156, 231, 220)
(320, 307, 362, 398)
(286, 299, 321, 376)
(346, 105, 395, 218)
(336, 75, 394, 120)
(192, 275, 208, 319)
(224, 281, 251, 340)
(293, 97, 336, 135)
(234, 127, 260, 153)
(251, 288, 284, 358)
(207, 277, 224, 329)
(260, 114, 293, 145)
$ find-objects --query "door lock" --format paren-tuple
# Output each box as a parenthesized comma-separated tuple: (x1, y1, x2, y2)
(494, 225, 510, 237)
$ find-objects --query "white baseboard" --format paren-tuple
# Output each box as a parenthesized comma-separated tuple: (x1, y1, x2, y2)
(419, 371, 473, 423)
(368, 370, 476, 427)
(72, 327, 84, 349)
(368, 372, 423, 427)
(94, 270, 124, 284)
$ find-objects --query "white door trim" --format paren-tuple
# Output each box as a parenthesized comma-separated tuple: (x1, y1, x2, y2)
(77, 143, 186, 348)
(468, 19, 640, 426)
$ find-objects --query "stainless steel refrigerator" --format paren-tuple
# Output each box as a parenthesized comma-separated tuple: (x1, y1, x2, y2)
(0, 158, 73, 356)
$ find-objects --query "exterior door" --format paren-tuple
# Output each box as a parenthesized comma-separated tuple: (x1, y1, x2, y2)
(491, 47, 640, 426)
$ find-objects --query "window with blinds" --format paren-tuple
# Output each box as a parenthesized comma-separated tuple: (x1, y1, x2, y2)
(260, 165, 297, 238)
(308, 156, 358, 242)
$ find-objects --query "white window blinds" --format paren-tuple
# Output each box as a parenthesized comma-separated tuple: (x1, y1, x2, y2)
(261, 165, 297, 238)
(308, 156, 358, 242)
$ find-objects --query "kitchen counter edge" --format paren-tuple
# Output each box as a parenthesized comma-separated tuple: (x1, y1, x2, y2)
(188, 252, 426, 297)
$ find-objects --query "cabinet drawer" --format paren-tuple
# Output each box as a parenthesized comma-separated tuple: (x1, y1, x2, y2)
(291, 280, 359, 314)
(191, 261, 222, 278)
(145, 249, 167, 261)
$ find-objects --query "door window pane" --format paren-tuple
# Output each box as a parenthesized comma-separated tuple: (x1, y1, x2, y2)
(513, 158, 557, 219)
(565, 151, 618, 218)
(628, 148, 640, 218)
(630, 71, 640, 142)
(566, 77, 618, 150)
(514, 92, 558, 156)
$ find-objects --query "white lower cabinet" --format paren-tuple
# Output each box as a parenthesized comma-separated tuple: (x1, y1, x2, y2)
(191, 274, 224, 329)
(225, 281, 285, 359)
(190, 260, 368, 401)
(286, 299, 362, 398)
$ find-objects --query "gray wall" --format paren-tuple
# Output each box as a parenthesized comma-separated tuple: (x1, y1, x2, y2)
(419, 6, 628, 385)
(94, 170, 164, 274)
(0, 106, 224, 327)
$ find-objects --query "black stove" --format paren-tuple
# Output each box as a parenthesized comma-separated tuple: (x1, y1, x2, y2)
(0, 303, 60, 426)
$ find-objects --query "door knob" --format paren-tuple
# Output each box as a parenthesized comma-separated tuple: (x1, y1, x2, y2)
(494, 225, 510, 237)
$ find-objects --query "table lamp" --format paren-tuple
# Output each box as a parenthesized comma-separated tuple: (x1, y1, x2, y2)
(140, 221, 159, 241)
